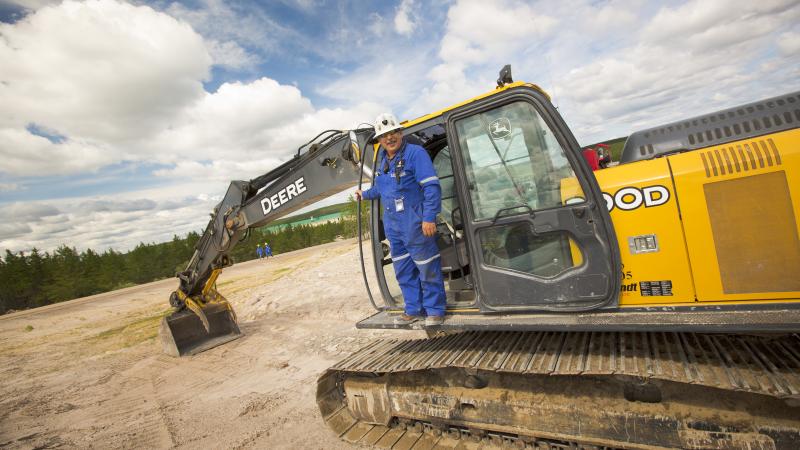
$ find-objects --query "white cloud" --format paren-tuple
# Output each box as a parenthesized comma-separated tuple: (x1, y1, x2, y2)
(153, 78, 313, 159)
(5, 202, 60, 221)
(277, 0, 322, 12)
(410, 63, 491, 118)
(0, 222, 32, 240)
(399, 0, 560, 117)
(642, 1, 799, 51)
(0, 0, 381, 179)
(206, 39, 260, 69)
(319, 0, 800, 147)
(439, 0, 557, 66)
(367, 12, 387, 36)
(394, 0, 417, 36)
(0, 194, 219, 254)
(0, 128, 115, 176)
(0, 0, 211, 175)
(319, 0, 562, 119)
(165, 0, 295, 57)
(146, 78, 383, 172)
(1, 73, 382, 254)
(152, 159, 286, 184)
(317, 61, 421, 112)
(778, 31, 800, 56)
(0, 183, 21, 192)
(589, 0, 639, 32)
(0, 0, 385, 255)
(77, 198, 157, 213)
(547, 0, 800, 143)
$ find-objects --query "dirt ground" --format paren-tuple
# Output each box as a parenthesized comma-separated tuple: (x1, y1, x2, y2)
(0, 239, 415, 449)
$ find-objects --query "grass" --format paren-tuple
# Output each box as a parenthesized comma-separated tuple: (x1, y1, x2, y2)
(604, 137, 627, 162)
(221, 267, 293, 295)
(24, 325, 33, 332)
(89, 309, 172, 350)
(217, 279, 237, 288)
(273, 268, 292, 276)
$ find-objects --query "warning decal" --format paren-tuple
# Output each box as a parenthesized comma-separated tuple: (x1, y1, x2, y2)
(639, 280, 673, 296)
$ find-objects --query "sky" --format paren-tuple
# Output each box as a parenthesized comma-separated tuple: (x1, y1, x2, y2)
(1, 0, 799, 255)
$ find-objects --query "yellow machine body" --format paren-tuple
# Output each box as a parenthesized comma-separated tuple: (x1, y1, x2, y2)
(589, 128, 800, 308)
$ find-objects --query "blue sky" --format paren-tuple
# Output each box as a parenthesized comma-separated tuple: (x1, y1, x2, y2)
(1, 0, 799, 254)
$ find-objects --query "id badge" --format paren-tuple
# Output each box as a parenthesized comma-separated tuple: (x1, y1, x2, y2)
(394, 197, 404, 212)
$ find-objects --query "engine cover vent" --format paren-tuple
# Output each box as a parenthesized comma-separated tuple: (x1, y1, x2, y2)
(700, 138, 782, 178)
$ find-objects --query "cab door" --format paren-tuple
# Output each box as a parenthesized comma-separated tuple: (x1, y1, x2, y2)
(445, 87, 621, 311)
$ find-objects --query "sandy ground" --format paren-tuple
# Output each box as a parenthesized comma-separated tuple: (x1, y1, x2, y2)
(0, 238, 415, 449)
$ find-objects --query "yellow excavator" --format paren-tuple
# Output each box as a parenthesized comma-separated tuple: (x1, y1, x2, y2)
(160, 66, 800, 448)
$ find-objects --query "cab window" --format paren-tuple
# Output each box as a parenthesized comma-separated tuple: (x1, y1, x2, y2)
(455, 101, 585, 278)
(455, 101, 584, 221)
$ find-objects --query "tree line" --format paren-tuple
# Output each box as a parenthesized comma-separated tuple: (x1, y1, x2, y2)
(0, 198, 369, 314)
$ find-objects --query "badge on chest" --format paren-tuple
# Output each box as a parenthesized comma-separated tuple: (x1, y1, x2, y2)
(394, 197, 405, 212)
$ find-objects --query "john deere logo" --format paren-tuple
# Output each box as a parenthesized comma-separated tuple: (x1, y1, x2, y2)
(489, 118, 511, 139)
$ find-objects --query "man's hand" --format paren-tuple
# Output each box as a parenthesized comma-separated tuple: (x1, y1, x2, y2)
(422, 221, 436, 237)
(354, 189, 363, 201)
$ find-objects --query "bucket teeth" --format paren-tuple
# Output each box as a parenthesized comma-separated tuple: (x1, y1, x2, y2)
(185, 298, 211, 332)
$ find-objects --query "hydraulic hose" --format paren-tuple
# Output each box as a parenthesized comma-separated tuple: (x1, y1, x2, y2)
(356, 130, 381, 311)
(296, 130, 342, 157)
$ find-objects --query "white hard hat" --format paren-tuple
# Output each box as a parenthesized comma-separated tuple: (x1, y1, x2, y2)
(373, 113, 403, 140)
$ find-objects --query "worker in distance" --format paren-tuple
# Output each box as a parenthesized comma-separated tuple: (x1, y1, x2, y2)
(355, 113, 447, 326)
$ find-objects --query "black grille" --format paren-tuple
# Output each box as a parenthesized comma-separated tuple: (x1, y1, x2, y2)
(622, 91, 800, 164)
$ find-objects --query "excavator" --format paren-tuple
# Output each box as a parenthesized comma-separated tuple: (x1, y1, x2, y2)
(160, 66, 800, 449)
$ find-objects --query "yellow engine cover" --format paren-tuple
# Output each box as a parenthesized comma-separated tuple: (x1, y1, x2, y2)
(592, 128, 800, 307)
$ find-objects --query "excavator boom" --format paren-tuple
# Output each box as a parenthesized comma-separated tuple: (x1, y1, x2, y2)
(160, 129, 376, 356)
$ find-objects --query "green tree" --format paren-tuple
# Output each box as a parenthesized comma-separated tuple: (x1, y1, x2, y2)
(341, 195, 370, 238)
(0, 207, 359, 314)
(0, 250, 31, 311)
(45, 246, 82, 302)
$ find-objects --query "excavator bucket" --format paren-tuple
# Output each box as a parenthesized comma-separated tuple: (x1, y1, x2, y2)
(159, 302, 242, 357)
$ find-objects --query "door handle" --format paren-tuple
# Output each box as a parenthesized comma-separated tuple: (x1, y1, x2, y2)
(491, 204, 534, 224)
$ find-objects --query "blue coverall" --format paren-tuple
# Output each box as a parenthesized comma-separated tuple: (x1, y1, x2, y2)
(265, 244, 273, 257)
(362, 140, 446, 317)
(256, 245, 264, 259)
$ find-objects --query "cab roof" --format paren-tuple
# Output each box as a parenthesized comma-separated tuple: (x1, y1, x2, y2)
(400, 82, 549, 130)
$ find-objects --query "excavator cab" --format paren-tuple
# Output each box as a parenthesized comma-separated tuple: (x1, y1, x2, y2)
(365, 84, 621, 321)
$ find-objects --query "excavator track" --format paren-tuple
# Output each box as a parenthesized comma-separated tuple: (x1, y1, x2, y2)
(317, 331, 800, 449)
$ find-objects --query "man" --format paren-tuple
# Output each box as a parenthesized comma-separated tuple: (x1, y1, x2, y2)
(264, 242, 273, 257)
(256, 244, 264, 259)
(355, 113, 446, 326)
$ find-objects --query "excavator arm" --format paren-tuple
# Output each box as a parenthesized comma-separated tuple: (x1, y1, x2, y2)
(160, 128, 376, 356)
